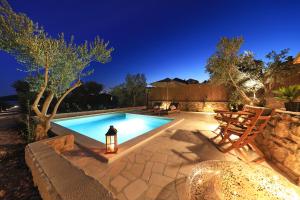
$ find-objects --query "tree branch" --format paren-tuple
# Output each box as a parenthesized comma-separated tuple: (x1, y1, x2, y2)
(227, 67, 252, 104)
(49, 81, 82, 119)
(41, 92, 54, 116)
(32, 62, 49, 117)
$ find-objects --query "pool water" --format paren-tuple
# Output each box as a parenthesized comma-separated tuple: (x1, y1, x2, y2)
(53, 113, 173, 144)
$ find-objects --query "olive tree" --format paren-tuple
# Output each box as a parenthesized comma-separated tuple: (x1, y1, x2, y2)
(0, 0, 113, 140)
(206, 37, 263, 105)
(111, 74, 147, 107)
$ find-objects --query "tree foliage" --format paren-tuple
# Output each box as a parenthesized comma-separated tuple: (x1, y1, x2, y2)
(264, 49, 296, 91)
(0, 0, 113, 139)
(206, 37, 260, 104)
(111, 74, 147, 107)
(59, 81, 117, 112)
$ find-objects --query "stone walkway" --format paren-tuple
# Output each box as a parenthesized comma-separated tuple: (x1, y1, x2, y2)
(62, 112, 240, 200)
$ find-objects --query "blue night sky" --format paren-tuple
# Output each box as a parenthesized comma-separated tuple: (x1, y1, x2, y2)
(1, 0, 300, 96)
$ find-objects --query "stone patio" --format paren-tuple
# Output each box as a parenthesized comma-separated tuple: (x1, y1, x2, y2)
(61, 112, 242, 200)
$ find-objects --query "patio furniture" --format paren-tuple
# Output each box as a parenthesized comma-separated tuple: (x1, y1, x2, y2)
(212, 109, 255, 143)
(166, 102, 180, 114)
(212, 107, 275, 162)
(155, 102, 181, 115)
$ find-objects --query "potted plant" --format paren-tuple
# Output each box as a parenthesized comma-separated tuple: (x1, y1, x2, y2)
(273, 85, 300, 112)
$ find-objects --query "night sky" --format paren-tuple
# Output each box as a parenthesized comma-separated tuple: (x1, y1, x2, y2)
(1, 0, 300, 96)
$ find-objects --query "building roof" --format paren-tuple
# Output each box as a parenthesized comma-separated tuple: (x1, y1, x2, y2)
(153, 78, 200, 85)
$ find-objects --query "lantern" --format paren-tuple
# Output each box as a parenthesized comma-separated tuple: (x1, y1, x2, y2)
(105, 125, 118, 153)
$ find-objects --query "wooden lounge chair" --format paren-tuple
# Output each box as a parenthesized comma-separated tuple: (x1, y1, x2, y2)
(166, 102, 180, 114)
(156, 102, 180, 115)
(215, 107, 275, 162)
(212, 108, 256, 143)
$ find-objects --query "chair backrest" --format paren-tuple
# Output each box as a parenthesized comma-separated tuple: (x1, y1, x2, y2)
(153, 102, 162, 107)
(236, 107, 274, 146)
(169, 102, 179, 109)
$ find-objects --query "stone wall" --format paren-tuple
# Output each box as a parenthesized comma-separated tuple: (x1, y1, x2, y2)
(25, 135, 115, 200)
(255, 110, 300, 185)
(149, 101, 228, 112)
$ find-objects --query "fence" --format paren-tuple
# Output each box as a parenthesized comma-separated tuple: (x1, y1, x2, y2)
(148, 83, 229, 112)
(149, 83, 229, 102)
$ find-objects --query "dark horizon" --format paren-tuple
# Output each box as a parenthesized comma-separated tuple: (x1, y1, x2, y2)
(1, 0, 300, 96)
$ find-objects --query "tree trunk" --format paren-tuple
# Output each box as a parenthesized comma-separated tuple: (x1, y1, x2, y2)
(133, 94, 136, 106)
(34, 119, 51, 140)
(227, 70, 253, 105)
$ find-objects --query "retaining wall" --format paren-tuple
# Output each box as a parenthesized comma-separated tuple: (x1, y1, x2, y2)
(25, 135, 115, 200)
(255, 110, 300, 185)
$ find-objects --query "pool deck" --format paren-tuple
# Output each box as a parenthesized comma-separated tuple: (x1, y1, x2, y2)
(59, 112, 244, 200)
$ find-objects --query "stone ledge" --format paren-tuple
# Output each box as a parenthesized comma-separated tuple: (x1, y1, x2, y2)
(256, 110, 300, 185)
(275, 109, 300, 116)
(25, 136, 116, 200)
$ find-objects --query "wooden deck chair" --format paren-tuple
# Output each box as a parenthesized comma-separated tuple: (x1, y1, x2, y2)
(212, 107, 257, 144)
(217, 107, 275, 162)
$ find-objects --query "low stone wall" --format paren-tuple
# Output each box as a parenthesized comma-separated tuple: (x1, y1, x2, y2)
(25, 135, 115, 200)
(255, 110, 300, 185)
(150, 101, 228, 112)
(46, 134, 74, 153)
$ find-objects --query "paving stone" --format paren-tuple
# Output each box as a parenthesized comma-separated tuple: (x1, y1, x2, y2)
(156, 189, 173, 200)
(116, 193, 128, 200)
(124, 179, 148, 200)
(142, 162, 154, 181)
(130, 163, 145, 177)
(121, 171, 137, 181)
(111, 175, 129, 192)
(145, 184, 163, 199)
(175, 178, 188, 200)
(135, 154, 147, 163)
(108, 161, 127, 177)
(178, 163, 195, 176)
(152, 162, 165, 174)
(151, 153, 168, 163)
(149, 173, 173, 187)
(128, 153, 135, 163)
(164, 165, 180, 178)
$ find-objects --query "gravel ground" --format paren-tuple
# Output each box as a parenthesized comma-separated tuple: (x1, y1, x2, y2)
(0, 116, 41, 200)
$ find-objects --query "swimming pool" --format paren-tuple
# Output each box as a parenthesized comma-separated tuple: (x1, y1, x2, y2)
(53, 113, 173, 144)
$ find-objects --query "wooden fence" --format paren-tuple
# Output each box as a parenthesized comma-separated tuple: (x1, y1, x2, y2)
(148, 83, 229, 102)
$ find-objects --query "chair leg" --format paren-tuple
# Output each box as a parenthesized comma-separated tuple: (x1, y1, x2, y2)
(248, 142, 265, 163)
(234, 148, 250, 162)
(218, 144, 234, 153)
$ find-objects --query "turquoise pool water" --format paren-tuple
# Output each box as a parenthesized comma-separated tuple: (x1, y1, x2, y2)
(53, 113, 173, 144)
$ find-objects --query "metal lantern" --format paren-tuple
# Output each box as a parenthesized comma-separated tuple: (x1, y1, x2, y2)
(105, 125, 118, 153)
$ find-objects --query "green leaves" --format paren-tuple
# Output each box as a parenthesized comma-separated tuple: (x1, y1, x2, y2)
(111, 74, 147, 107)
(273, 85, 300, 102)
(206, 36, 244, 85)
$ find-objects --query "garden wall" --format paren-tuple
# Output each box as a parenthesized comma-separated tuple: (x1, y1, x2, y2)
(149, 100, 227, 112)
(25, 135, 115, 200)
(255, 110, 300, 185)
(265, 65, 300, 108)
